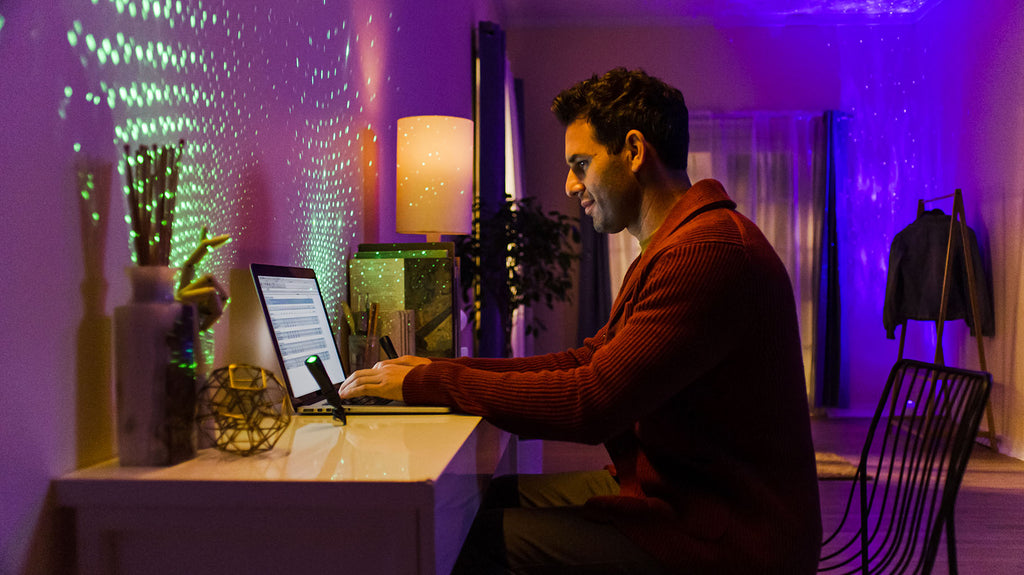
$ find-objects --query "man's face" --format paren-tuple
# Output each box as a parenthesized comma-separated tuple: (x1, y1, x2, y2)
(563, 119, 640, 235)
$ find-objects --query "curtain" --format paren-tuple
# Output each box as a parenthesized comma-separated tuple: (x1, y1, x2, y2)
(474, 21, 507, 358)
(816, 111, 847, 408)
(607, 111, 841, 403)
(576, 212, 612, 345)
(507, 66, 528, 357)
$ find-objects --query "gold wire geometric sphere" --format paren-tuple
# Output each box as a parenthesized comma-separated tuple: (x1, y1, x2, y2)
(197, 364, 290, 456)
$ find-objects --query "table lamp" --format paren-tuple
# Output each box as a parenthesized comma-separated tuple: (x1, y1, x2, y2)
(396, 115, 474, 242)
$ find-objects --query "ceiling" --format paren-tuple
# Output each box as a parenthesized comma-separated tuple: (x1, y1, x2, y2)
(500, 0, 946, 27)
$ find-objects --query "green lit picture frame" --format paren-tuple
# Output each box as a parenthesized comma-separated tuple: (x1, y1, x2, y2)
(348, 242, 459, 358)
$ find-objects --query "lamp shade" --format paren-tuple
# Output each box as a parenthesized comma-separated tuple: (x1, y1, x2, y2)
(396, 115, 474, 238)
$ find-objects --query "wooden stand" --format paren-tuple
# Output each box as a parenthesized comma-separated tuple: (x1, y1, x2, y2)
(897, 189, 998, 449)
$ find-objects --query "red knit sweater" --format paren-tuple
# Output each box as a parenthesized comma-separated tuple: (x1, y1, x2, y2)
(404, 179, 821, 573)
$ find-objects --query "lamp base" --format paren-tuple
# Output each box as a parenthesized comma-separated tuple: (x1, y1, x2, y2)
(425, 233, 442, 243)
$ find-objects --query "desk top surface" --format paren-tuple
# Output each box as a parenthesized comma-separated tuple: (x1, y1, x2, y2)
(58, 414, 495, 487)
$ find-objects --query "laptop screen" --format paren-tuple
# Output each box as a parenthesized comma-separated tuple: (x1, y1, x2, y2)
(250, 264, 346, 406)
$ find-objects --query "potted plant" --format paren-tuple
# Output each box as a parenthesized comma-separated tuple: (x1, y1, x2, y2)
(456, 196, 580, 357)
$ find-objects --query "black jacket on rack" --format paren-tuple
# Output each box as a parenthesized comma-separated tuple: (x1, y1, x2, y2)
(883, 209, 994, 339)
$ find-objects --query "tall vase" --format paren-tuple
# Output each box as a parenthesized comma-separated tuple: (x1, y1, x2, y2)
(114, 266, 198, 466)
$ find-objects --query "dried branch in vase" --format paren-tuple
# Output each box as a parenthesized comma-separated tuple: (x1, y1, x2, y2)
(122, 140, 185, 266)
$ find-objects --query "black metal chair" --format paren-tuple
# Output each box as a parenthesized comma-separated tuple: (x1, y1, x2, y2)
(818, 359, 992, 574)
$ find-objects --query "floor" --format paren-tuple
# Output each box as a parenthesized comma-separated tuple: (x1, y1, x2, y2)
(539, 416, 1024, 574)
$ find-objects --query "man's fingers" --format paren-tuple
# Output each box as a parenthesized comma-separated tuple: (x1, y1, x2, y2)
(338, 364, 407, 402)
(339, 370, 378, 397)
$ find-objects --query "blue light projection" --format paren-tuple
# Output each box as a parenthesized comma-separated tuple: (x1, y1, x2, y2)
(62, 0, 389, 359)
(503, 0, 945, 27)
(833, 23, 953, 403)
(728, 0, 938, 18)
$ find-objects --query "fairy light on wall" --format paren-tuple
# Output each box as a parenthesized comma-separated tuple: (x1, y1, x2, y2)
(62, 0, 389, 352)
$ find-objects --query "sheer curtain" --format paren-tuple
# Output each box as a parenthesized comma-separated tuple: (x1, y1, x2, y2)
(608, 111, 829, 402)
(506, 61, 528, 358)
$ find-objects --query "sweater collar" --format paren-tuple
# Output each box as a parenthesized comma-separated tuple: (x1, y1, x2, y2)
(606, 179, 736, 331)
(643, 178, 736, 256)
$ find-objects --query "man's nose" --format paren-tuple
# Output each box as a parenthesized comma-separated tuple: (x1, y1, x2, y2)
(565, 172, 584, 198)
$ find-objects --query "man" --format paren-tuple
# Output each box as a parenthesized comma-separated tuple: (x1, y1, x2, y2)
(340, 68, 821, 573)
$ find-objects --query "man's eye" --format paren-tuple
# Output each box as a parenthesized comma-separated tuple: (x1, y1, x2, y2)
(575, 160, 588, 171)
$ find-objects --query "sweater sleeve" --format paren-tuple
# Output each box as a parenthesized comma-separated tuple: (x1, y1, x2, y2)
(427, 329, 604, 373)
(402, 242, 749, 444)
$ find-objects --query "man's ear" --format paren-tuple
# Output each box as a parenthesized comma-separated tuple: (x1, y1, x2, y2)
(624, 129, 647, 173)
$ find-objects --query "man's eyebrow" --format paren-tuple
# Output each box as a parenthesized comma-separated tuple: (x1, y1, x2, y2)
(566, 153, 591, 165)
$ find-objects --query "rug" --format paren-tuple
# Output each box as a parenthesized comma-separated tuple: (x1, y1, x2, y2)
(816, 452, 859, 480)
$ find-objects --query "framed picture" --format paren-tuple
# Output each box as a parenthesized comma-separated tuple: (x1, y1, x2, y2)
(348, 242, 459, 358)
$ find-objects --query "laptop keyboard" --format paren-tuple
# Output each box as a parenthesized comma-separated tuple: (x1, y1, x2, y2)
(343, 395, 392, 406)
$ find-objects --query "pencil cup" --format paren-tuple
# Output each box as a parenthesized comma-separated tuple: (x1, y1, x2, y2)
(348, 334, 380, 372)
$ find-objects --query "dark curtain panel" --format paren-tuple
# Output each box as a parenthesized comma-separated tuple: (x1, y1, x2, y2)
(577, 212, 611, 345)
(814, 111, 847, 407)
(474, 21, 507, 358)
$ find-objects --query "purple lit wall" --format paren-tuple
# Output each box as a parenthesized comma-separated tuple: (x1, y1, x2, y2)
(910, 0, 1024, 453)
(833, 23, 948, 413)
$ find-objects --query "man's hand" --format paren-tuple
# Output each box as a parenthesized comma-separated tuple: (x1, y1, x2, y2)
(338, 356, 431, 402)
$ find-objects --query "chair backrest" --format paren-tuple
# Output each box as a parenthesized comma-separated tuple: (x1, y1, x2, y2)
(818, 359, 992, 574)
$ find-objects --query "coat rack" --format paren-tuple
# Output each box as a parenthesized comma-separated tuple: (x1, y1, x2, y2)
(897, 188, 997, 449)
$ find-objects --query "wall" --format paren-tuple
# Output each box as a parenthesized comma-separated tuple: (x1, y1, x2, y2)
(920, 0, 1024, 457)
(0, 0, 498, 573)
(829, 21, 952, 416)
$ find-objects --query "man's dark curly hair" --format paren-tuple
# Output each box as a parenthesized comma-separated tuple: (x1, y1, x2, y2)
(551, 68, 689, 170)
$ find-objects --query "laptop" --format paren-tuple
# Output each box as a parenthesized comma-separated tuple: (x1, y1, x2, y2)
(250, 263, 450, 415)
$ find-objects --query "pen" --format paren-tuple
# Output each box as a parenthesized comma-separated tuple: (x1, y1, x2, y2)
(380, 335, 398, 359)
(363, 302, 379, 368)
(367, 302, 379, 336)
(341, 301, 357, 334)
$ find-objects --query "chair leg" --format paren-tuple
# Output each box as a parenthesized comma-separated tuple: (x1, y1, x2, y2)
(946, 512, 959, 575)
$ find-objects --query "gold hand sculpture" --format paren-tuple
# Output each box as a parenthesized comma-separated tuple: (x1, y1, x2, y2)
(177, 226, 231, 330)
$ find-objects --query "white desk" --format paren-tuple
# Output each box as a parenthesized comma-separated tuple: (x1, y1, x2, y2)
(55, 414, 517, 575)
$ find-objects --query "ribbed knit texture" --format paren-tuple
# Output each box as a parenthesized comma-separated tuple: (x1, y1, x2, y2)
(404, 180, 821, 573)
